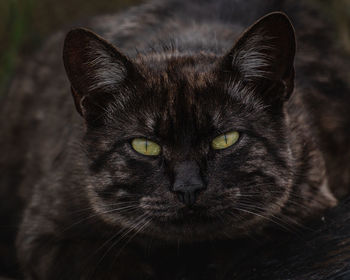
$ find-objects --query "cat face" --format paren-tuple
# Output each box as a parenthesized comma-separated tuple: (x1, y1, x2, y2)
(63, 12, 296, 240)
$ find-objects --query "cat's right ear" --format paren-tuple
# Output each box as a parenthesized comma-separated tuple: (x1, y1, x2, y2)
(63, 28, 138, 120)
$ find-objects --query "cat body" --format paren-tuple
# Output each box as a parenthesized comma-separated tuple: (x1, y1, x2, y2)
(0, 0, 350, 279)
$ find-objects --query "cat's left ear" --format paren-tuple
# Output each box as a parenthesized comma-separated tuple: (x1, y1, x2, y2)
(221, 12, 296, 101)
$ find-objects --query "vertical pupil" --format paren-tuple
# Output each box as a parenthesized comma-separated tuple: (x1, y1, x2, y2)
(145, 139, 148, 152)
(224, 134, 228, 144)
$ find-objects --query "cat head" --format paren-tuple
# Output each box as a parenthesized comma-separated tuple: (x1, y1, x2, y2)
(63, 12, 299, 241)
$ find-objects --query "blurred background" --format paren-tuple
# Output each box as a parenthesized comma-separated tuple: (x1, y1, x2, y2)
(0, 0, 349, 98)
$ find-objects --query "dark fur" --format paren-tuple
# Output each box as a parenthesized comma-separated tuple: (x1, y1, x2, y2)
(0, 0, 349, 279)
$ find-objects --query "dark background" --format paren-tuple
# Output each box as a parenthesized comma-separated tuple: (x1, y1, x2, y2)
(0, 0, 349, 97)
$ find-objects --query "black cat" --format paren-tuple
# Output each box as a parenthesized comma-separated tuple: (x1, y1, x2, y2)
(0, 0, 349, 279)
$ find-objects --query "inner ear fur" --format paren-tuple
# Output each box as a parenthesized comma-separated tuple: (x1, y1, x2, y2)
(221, 12, 296, 101)
(63, 28, 137, 118)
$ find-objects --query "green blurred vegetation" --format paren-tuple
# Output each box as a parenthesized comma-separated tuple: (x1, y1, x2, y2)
(0, 0, 349, 97)
(0, 0, 141, 96)
(0, 0, 31, 96)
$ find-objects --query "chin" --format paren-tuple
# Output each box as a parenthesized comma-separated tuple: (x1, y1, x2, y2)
(141, 207, 249, 242)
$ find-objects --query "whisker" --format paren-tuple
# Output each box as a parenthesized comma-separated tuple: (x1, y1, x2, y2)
(70, 201, 140, 214)
(116, 217, 152, 257)
(95, 213, 149, 267)
(60, 205, 140, 234)
(237, 200, 302, 229)
(232, 204, 298, 234)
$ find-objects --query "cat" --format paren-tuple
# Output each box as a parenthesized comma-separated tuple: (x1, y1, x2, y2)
(0, 0, 350, 279)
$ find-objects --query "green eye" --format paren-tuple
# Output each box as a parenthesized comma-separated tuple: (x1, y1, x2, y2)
(131, 138, 161, 156)
(211, 131, 239, 150)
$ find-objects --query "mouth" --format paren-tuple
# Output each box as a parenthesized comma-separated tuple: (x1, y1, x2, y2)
(148, 205, 227, 230)
(145, 212, 234, 242)
(138, 196, 246, 240)
(132, 199, 267, 242)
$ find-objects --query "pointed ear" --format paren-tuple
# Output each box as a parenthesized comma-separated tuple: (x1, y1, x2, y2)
(221, 12, 296, 101)
(63, 28, 138, 120)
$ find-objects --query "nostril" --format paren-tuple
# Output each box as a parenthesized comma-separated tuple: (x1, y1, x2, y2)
(173, 184, 206, 206)
(173, 183, 185, 193)
(177, 192, 185, 204)
(173, 183, 205, 193)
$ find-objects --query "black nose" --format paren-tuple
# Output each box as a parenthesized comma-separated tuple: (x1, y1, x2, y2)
(173, 183, 205, 206)
(173, 161, 206, 206)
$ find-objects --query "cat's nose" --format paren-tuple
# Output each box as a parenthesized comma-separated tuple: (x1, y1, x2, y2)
(172, 161, 206, 206)
(173, 183, 206, 206)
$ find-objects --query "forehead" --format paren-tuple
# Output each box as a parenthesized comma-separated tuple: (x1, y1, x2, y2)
(113, 55, 267, 141)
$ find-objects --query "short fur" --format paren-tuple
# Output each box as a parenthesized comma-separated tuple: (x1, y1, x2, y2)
(0, 0, 349, 279)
